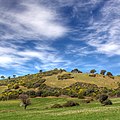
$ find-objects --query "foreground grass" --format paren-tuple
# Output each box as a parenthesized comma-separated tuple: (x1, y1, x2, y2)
(0, 97, 120, 120)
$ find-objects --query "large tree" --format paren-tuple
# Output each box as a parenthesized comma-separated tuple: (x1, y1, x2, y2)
(90, 69, 96, 73)
(106, 72, 113, 76)
(100, 70, 106, 75)
(13, 75, 16, 78)
(1, 76, 5, 79)
(19, 94, 31, 109)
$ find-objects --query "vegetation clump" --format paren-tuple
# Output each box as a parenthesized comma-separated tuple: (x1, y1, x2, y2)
(102, 99, 112, 106)
(57, 74, 74, 80)
(62, 101, 79, 107)
(99, 94, 112, 106)
(71, 69, 82, 73)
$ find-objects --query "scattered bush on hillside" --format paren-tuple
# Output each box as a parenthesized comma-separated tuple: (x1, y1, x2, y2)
(106, 72, 113, 76)
(78, 89, 85, 99)
(106, 72, 114, 79)
(57, 74, 74, 80)
(100, 70, 106, 75)
(25, 83, 34, 89)
(40, 69, 66, 77)
(38, 84, 61, 97)
(71, 69, 82, 73)
(102, 99, 112, 106)
(13, 84, 19, 89)
(62, 101, 79, 107)
(26, 90, 36, 98)
(0, 89, 19, 100)
(99, 94, 108, 103)
(35, 90, 43, 97)
(98, 94, 112, 106)
(90, 69, 96, 73)
(33, 79, 46, 88)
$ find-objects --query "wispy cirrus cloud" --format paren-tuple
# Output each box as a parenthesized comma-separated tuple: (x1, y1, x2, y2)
(67, 0, 120, 57)
(86, 0, 120, 56)
(0, 0, 70, 75)
(0, 0, 68, 40)
(0, 40, 71, 75)
(0, 0, 120, 76)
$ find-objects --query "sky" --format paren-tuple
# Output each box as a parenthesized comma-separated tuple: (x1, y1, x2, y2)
(0, 0, 120, 77)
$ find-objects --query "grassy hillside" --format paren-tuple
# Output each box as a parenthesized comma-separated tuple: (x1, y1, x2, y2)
(0, 70, 120, 90)
(0, 97, 120, 120)
(45, 73, 120, 89)
(0, 69, 120, 101)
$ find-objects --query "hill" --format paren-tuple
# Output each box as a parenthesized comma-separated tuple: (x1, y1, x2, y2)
(0, 69, 120, 100)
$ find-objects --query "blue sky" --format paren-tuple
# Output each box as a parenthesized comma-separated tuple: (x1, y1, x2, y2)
(0, 0, 120, 77)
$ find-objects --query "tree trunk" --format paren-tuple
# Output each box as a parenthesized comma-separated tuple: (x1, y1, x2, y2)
(24, 105, 27, 109)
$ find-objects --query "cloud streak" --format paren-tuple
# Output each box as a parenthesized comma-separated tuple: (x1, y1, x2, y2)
(0, 0, 120, 75)
(0, 0, 68, 40)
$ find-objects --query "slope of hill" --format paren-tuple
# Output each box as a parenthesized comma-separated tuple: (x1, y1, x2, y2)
(0, 69, 120, 100)
(45, 73, 120, 89)
(0, 69, 120, 89)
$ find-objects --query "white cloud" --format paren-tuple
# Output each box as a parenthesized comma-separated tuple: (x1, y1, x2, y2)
(82, 0, 120, 56)
(0, 1, 68, 40)
(0, 40, 70, 75)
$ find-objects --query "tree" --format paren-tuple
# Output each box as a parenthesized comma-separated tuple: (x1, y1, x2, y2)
(100, 70, 106, 75)
(8, 76, 11, 80)
(1, 76, 5, 79)
(19, 94, 31, 109)
(13, 75, 16, 78)
(71, 69, 82, 73)
(39, 70, 42, 73)
(106, 72, 113, 76)
(90, 69, 96, 73)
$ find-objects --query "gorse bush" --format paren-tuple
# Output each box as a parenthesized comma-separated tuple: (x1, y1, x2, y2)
(102, 99, 112, 106)
(26, 90, 36, 98)
(99, 94, 112, 106)
(99, 94, 108, 103)
(62, 101, 79, 107)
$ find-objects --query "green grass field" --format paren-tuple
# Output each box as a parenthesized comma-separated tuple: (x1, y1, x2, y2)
(0, 97, 120, 120)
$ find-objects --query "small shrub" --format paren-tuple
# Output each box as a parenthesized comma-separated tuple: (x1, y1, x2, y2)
(13, 84, 19, 89)
(26, 90, 36, 98)
(33, 83, 41, 88)
(62, 101, 79, 107)
(99, 94, 108, 103)
(102, 99, 112, 106)
(36, 90, 43, 97)
(57, 74, 73, 80)
(78, 93, 84, 99)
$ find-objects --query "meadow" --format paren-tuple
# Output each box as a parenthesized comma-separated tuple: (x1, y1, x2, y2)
(0, 97, 120, 120)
